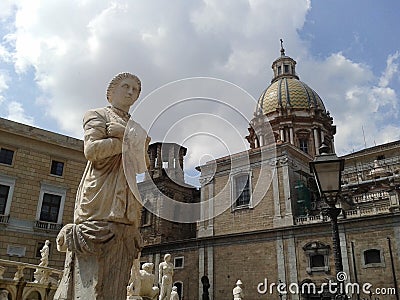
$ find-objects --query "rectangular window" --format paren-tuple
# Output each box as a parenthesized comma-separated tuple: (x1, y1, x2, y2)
(40, 193, 62, 223)
(50, 160, 64, 176)
(0, 184, 10, 215)
(0, 148, 14, 165)
(277, 66, 282, 75)
(174, 257, 184, 269)
(36, 184, 66, 228)
(235, 174, 250, 207)
(362, 248, 384, 268)
(0, 175, 16, 220)
(141, 208, 151, 226)
(310, 254, 325, 268)
(299, 139, 309, 154)
(284, 64, 289, 73)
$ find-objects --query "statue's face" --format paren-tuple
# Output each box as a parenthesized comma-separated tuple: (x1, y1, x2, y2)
(165, 254, 171, 262)
(143, 263, 153, 272)
(110, 77, 140, 108)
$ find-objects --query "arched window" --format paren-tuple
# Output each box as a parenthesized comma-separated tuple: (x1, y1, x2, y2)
(26, 291, 42, 300)
(173, 281, 183, 299)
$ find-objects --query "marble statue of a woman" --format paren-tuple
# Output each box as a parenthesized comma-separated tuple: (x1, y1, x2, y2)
(158, 254, 174, 300)
(54, 72, 150, 300)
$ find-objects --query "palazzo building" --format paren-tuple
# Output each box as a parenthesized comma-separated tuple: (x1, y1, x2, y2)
(0, 118, 86, 299)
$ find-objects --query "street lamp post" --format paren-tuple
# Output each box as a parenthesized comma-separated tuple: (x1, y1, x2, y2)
(309, 143, 346, 298)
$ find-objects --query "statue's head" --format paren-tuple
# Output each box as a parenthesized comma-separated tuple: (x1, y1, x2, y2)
(142, 262, 154, 273)
(164, 253, 171, 262)
(172, 286, 178, 292)
(106, 72, 141, 105)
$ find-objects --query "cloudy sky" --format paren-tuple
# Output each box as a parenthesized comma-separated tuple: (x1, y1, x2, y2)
(0, 0, 399, 178)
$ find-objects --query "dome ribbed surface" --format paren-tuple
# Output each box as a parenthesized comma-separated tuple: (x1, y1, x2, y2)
(257, 78, 326, 115)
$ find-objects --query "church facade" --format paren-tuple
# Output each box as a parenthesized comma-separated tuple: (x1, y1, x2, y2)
(140, 47, 400, 300)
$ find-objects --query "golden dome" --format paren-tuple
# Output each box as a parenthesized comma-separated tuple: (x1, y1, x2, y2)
(256, 77, 326, 115)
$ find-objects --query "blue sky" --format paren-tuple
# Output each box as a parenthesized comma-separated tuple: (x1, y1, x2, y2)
(302, 0, 399, 72)
(0, 0, 399, 173)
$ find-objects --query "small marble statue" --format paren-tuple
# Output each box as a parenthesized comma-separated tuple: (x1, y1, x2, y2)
(233, 280, 243, 300)
(158, 254, 174, 300)
(170, 286, 179, 300)
(0, 290, 9, 300)
(140, 263, 159, 299)
(0, 266, 6, 279)
(34, 240, 50, 283)
(54, 73, 150, 300)
(39, 240, 50, 267)
(127, 258, 142, 299)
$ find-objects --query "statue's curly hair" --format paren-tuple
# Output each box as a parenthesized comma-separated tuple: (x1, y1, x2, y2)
(106, 72, 141, 102)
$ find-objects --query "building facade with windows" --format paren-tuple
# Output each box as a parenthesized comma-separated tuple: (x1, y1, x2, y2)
(140, 47, 400, 300)
(0, 117, 86, 280)
(0, 46, 399, 300)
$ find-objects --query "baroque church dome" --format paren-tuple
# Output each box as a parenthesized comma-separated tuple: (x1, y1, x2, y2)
(256, 77, 326, 115)
(246, 40, 336, 158)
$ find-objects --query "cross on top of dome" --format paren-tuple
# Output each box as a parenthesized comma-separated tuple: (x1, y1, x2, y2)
(280, 38, 285, 56)
(271, 39, 299, 83)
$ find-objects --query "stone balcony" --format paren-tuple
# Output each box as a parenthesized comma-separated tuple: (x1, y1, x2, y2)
(0, 259, 62, 300)
(295, 205, 392, 225)
(0, 214, 10, 225)
(33, 220, 63, 232)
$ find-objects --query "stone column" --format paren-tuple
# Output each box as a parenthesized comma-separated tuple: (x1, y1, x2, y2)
(207, 180, 214, 234)
(199, 247, 205, 300)
(289, 127, 294, 144)
(339, 225, 351, 281)
(207, 246, 214, 300)
(280, 128, 285, 142)
(313, 127, 320, 155)
(272, 161, 282, 227)
(287, 235, 299, 300)
(282, 158, 293, 225)
(276, 235, 287, 300)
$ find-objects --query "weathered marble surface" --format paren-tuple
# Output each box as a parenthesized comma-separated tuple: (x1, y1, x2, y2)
(233, 280, 243, 300)
(127, 262, 159, 300)
(170, 286, 179, 300)
(34, 239, 50, 283)
(158, 254, 174, 300)
(54, 73, 149, 300)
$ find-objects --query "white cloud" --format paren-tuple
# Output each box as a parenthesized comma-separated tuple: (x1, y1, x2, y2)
(300, 52, 400, 155)
(0, 0, 15, 21)
(0, 0, 399, 164)
(2, 0, 312, 136)
(0, 70, 9, 105)
(379, 51, 400, 88)
(6, 101, 34, 125)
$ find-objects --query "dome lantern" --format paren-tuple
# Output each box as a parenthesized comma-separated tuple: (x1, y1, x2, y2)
(246, 40, 337, 158)
(271, 39, 299, 83)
